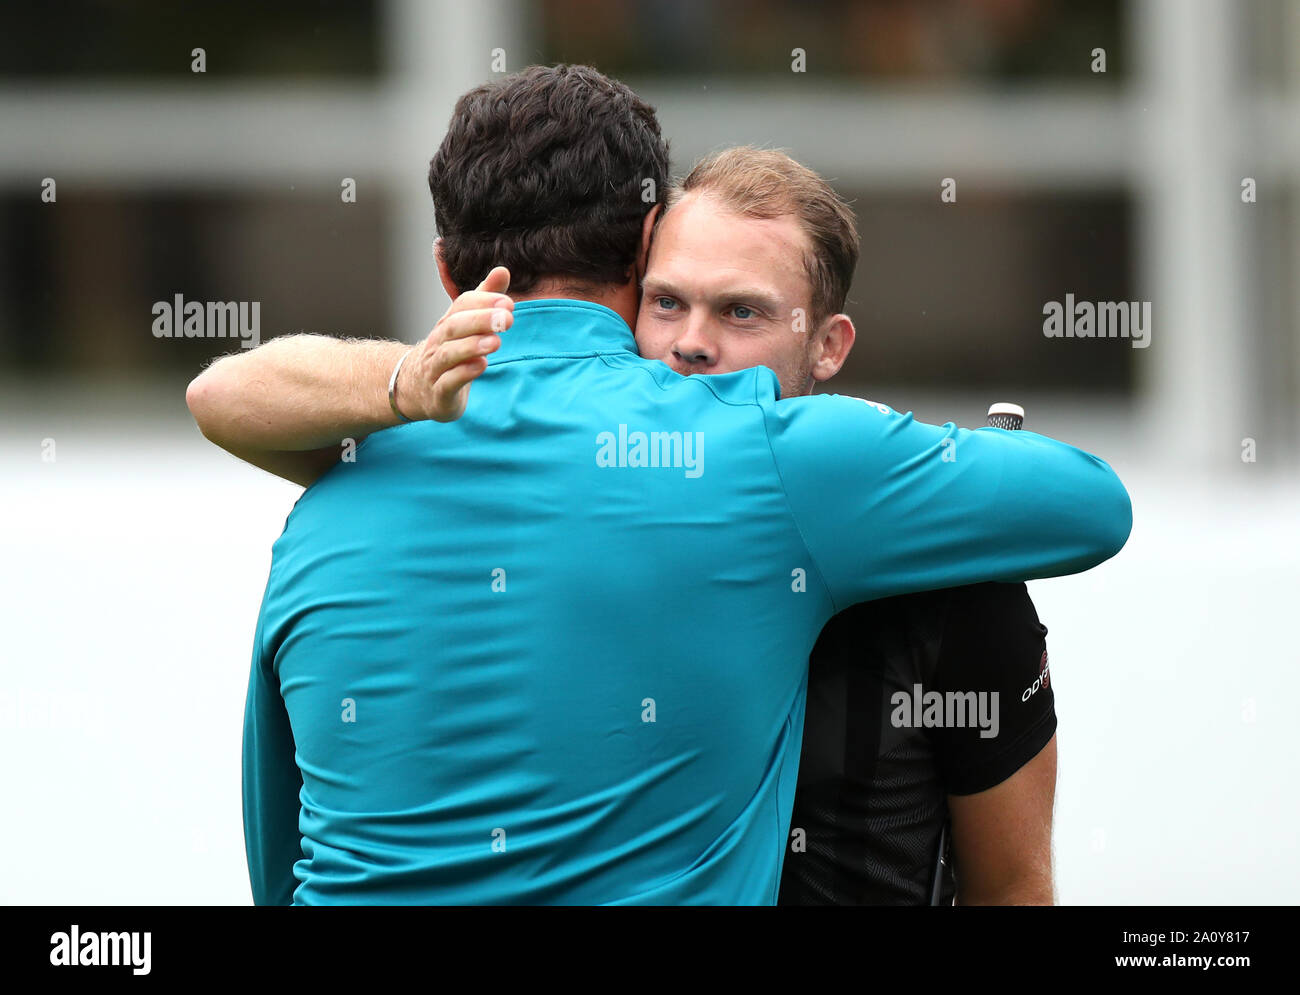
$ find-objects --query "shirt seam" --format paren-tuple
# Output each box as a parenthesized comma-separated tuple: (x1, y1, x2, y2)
(594, 353, 768, 407)
(754, 387, 840, 613)
(771, 711, 793, 905)
(491, 347, 632, 367)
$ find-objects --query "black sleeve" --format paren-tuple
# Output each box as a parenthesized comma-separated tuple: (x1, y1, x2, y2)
(927, 582, 1055, 796)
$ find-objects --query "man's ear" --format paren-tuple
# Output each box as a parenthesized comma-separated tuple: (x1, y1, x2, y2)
(434, 239, 461, 299)
(635, 204, 664, 282)
(810, 313, 856, 383)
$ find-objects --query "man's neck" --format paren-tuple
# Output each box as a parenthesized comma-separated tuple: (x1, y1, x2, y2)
(511, 278, 639, 332)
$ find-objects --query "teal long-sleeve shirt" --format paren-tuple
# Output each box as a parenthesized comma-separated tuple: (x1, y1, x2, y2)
(242, 298, 1130, 905)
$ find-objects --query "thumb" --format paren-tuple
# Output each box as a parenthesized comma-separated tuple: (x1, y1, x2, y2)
(477, 266, 511, 296)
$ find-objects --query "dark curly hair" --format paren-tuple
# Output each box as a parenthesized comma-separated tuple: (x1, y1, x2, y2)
(429, 64, 671, 295)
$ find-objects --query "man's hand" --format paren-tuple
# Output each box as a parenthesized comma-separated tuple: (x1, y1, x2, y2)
(394, 266, 513, 422)
(186, 267, 515, 487)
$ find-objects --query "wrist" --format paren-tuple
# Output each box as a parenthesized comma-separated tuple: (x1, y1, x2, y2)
(388, 347, 416, 424)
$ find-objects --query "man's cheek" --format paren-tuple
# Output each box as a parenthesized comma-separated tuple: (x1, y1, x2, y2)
(634, 330, 666, 360)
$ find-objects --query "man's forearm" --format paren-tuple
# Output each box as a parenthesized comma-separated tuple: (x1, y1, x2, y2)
(186, 272, 514, 487)
(186, 334, 408, 460)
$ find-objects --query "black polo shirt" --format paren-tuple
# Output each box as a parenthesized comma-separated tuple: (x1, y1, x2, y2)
(779, 582, 1055, 905)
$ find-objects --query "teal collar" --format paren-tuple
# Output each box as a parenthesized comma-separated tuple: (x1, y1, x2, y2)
(491, 298, 638, 363)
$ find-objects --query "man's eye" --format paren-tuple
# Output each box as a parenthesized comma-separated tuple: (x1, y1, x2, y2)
(655, 296, 677, 311)
(730, 304, 756, 320)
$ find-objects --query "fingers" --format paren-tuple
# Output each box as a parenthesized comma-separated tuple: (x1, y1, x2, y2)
(447, 266, 511, 318)
(440, 266, 512, 319)
(432, 305, 513, 345)
(429, 356, 489, 422)
(442, 291, 514, 319)
(440, 356, 489, 396)
(411, 265, 511, 421)
(476, 266, 511, 295)
(436, 331, 500, 369)
(427, 266, 513, 349)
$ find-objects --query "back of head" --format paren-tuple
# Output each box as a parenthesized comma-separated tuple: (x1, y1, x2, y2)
(429, 64, 671, 295)
(670, 146, 859, 325)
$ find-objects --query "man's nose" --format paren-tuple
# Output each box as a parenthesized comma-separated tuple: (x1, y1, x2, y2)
(673, 320, 717, 367)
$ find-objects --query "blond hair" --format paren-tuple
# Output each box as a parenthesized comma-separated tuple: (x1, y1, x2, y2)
(669, 147, 860, 323)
